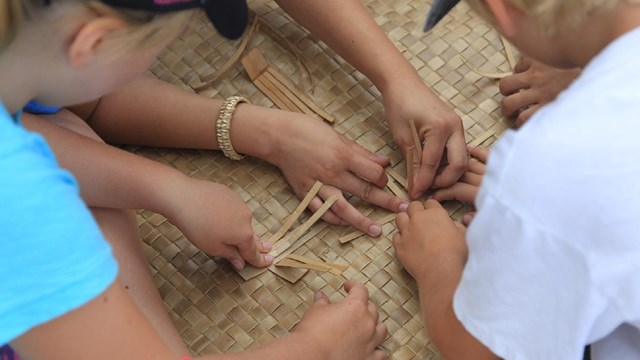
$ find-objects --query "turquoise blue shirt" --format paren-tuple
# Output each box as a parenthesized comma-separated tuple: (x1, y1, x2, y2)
(0, 102, 118, 344)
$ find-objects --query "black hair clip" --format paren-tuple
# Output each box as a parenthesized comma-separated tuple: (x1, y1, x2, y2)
(43, 0, 52, 6)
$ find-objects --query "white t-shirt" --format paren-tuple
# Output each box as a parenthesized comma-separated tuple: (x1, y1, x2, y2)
(454, 27, 640, 360)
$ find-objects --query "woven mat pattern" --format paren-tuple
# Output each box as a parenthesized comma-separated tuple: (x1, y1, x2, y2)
(137, 1, 512, 358)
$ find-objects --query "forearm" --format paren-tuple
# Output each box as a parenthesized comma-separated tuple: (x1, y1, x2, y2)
(416, 253, 497, 360)
(71, 76, 283, 161)
(22, 113, 186, 214)
(275, 0, 421, 93)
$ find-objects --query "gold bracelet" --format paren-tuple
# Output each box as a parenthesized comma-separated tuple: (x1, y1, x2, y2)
(216, 96, 248, 161)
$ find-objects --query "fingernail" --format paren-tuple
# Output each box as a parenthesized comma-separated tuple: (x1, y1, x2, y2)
(261, 241, 272, 251)
(414, 192, 424, 199)
(463, 213, 473, 224)
(399, 202, 409, 212)
(369, 224, 382, 237)
(231, 259, 244, 270)
(314, 292, 323, 301)
(264, 254, 274, 263)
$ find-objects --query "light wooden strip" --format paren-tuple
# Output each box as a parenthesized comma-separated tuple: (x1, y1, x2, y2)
(469, 65, 511, 79)
(407, 145, 415, 197)
(237, 224, 327, 281)
(387, 178, 409, 200)
(468, 129, 494, 147)
(386, 168, 407, 189)
(268, 181, 322, 244)
(267, 67, 335, 123)
(409, 119, 422, 163)
(195, 17, 259, 91)
(277, 257, 341, 275)
(501, 36, 517, 70)
(287, 254, 349, 273)
(268, 225, 330, 283)
(253, 77, 292, 111)
(256, 74, 301, 113)
(256, 17, 315, 92)
(338, 212, 397, 244)
(338, 230, 364, 244)
(272, 196, 337, 259)
(240, 48, 269, 81)
(270, 266, 308, 284)
(262, 70, 315, 116)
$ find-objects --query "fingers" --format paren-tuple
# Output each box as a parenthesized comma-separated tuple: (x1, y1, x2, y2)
(394, 212, 409, 231)
(317, 186, 381, 236)
(462, 211, 476, 226)
(460, 171, 482, 187)
(499, 71, 531, 96)
(432, 131, 468, 189)
(233, 233, 274, 269)
(308, 195, 345, 225)
(468, 145, 489, 164)
(348, 152, 389, 189)
(345, 178, 406, 213)
(349, 140, 391, 167)
(423, 198, 444, 210)
(411, 131, 445, 197)
(313, 291, 330, 305)
(371, 348, 388, 360)
(467, 158, 486, 175)
(368, 301, 380, 324)
(514, 56, 532, 73)
(255, 234, 272, 254)
(431, 183, 477, 204)
(406, 201, 425, 216)
(344, 280, 369, 303)
(502, 89, 539, 118)
(515, 105, 540, 128)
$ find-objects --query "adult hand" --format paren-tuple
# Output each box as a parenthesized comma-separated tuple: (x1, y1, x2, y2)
(293, 281, 388, 360)
(166, 178, 272, 270)
(383, 78, 468, 198)
(268, 114, 408, 236)
(393, 200, 467, 279)
(500, 57, 581, 127)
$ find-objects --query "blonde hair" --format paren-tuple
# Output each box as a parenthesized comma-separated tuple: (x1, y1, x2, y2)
(0, 0, 193, 51)
(466, 0, 640, 33)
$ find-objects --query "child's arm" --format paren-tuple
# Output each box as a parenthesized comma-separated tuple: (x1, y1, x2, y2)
(69, 76, 407, 237)
(393, 200, 498, 360)
(274, 0, 468, 197)
(22, 113, 271, 270)
(12, 280, 387, 360)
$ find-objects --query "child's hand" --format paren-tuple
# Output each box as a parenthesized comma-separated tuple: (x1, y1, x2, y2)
(500, 57, 580, 127)
(431, 145, 488, 206)
(293, 281, 388, 360)
(393, 200, 467, 280)
(167, 179, 272, 270)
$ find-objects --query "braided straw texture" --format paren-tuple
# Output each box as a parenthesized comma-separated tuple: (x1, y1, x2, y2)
(137, 0, 513, 358)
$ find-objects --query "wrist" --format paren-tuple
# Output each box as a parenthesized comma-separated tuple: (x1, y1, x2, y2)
(227, 104, 280, 162)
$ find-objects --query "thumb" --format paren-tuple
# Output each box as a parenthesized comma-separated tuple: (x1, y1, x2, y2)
(313, 291, 330, 305)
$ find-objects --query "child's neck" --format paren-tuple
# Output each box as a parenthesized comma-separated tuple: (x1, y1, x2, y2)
(0, 51, 38, 114)
(561, 4, 640, 68)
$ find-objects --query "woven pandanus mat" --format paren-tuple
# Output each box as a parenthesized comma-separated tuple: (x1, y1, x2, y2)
(134, 0, 513, 358)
